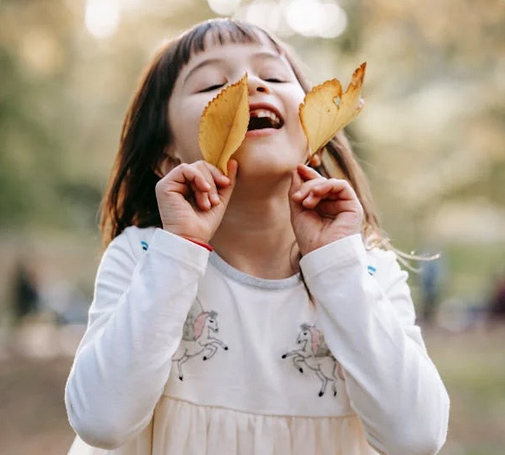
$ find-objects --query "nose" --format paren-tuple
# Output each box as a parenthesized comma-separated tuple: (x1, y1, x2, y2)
(248, 76, 270, 95)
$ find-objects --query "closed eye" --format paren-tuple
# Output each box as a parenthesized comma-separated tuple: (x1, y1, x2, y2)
(264, 78, 285, 83)
(199, 83, 225, 93)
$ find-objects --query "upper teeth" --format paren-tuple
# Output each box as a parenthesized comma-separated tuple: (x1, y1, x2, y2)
(250, 109, 280, 124)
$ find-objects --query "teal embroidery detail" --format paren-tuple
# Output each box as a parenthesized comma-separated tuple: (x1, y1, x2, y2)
(141, 241, 149, 251)
(367, 265, 376, 275)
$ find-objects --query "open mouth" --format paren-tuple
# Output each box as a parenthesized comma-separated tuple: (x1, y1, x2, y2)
(248, 108, 284, 131)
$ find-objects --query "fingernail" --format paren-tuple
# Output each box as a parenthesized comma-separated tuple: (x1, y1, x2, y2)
(210, 193, 220, 204)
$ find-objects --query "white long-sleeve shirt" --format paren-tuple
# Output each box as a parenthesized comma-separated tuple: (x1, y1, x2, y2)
(65, 226, 449, 455)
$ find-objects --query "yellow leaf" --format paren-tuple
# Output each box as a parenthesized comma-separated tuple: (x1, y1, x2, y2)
(299, 63, 366, 156)
(199, 74, 249, 175)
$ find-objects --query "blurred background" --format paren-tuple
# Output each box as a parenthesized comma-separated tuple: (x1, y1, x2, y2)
(0, 0, 504, 453)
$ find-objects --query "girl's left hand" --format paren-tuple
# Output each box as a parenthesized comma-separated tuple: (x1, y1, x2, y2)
(289, 164, 364, 255)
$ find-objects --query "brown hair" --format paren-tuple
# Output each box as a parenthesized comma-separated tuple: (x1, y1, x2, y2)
(100, 18, 383, 248)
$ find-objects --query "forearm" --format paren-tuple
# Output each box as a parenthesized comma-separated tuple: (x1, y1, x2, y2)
(65, 229, 209, 449)
(301, 235, 449, 455)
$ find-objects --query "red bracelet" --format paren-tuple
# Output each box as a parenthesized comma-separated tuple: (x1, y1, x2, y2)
(183, 237, 214, 252)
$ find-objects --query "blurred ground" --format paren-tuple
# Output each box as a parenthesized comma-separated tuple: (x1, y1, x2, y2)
(0, 356, 75, 455)
(0, 322, 82, 455)
(424, 326, 505, 455)
(0, 323, 504, 455)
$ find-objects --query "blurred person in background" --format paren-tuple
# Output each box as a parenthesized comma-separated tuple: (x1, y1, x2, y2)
(11, 260, 40, 325)
(488, 271, 505, 326)
(420, 256, 444, 327)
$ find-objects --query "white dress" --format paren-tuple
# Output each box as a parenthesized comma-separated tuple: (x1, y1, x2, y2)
(65, 227, 449, 455)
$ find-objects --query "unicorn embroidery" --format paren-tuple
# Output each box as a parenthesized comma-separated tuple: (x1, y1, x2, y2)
(282, 324, 342, 397)
(173, 299, 228, 381)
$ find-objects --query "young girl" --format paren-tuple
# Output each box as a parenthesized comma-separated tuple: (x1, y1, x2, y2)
(65, 18, 449, 455)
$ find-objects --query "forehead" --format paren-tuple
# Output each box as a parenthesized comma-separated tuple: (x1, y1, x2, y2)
(185, 22, 280, 56)
(188, 42, 284, 70)
(184, 33, 284, 69)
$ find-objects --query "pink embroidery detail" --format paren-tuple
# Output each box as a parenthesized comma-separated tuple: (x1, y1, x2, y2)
(310, 327, 320, 354)
(193, 312, 207, 340)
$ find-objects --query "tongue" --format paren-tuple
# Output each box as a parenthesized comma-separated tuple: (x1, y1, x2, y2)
(248, 116, 275, 131)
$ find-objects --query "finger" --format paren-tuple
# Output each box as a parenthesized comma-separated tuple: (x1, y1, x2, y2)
(297, 163, 322, 182)
(195, 162, 223, 207)
(227, 159, 238, 186)
(289, 170, 305, 221)
(301, 191, 325, 209)
(301, 180, 358, 209)
(289, 168, 304, 198)
(310, 179, 358, 202)
(193, 188, 211, 211)
(160, 164, 207, 198)
(217, 159, 238, 207)
(303, 191, 363, 214)
(314, 200, 341, 216)
(309, 180, 345, 200)
(206, 163, 232, 188)
(313, 199, 364, 225)
(175, 164, 214, 211)
(181, 168, 212, 211)
(291, 175, 327, 202)
(204, 162, 235, 206)
(174, 164, 212, 193)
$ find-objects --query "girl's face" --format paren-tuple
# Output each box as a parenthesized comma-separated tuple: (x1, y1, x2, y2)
(167, 37, 308, 180)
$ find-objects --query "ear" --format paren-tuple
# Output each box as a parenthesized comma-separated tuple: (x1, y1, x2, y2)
(153, 147, 181, 178)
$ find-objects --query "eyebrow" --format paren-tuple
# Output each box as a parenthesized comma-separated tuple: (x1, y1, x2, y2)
(182, 51, 285, 85)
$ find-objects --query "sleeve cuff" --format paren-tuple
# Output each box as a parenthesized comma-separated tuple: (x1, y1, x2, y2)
(299, 234, 367, 281)
(148, 228, 210, 274)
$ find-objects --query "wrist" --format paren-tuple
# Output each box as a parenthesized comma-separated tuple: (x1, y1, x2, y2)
(161, 224, 212, 249)
(299, 233, 359, 256)
(181, 236, 214, 252)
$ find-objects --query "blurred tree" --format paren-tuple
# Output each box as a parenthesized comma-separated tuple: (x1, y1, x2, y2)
(0, 0, 75, 228)
(354, 0, 505, 245)
(0, 0, 503, 245)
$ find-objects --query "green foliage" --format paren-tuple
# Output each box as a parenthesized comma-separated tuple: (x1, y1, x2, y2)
(0, 0, 503, 238)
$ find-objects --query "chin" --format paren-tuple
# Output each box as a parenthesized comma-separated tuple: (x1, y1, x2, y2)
(232, 129, 306, 182)
(234, 152, 300, 181)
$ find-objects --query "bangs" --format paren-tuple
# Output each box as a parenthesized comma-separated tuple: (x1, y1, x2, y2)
(173, 19, 283, 71)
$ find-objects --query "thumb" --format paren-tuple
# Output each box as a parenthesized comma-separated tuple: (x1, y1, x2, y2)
(289, 167, 303, 197)
(288, 169, 304, 219)
(219, 159, 238, 206)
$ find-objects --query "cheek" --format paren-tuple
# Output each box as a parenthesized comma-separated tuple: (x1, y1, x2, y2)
(288, 93, 309, 154)
(287, 97, 306, 135)
(285, 89, 305, 125)
(168, 102, 205, 161)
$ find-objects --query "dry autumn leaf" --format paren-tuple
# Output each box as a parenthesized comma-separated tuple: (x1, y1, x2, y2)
(198, 74, 249, 174)
(299, 62, 366, 157)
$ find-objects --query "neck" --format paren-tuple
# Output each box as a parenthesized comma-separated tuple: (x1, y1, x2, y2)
(210, 176, 299, 279)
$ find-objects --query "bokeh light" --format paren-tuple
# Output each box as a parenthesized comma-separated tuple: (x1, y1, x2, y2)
(318, 2, 348, 38)
(243, 1, 282, 34)
(283, 0, 347, 38)
(85, 0, 121, 39)
(284, 0, 323, 36)
(208, 0, 242, 16)
(208, 0, 347, 38)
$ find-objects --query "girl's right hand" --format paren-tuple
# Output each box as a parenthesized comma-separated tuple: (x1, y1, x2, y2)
(155, 160, 238, 244)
